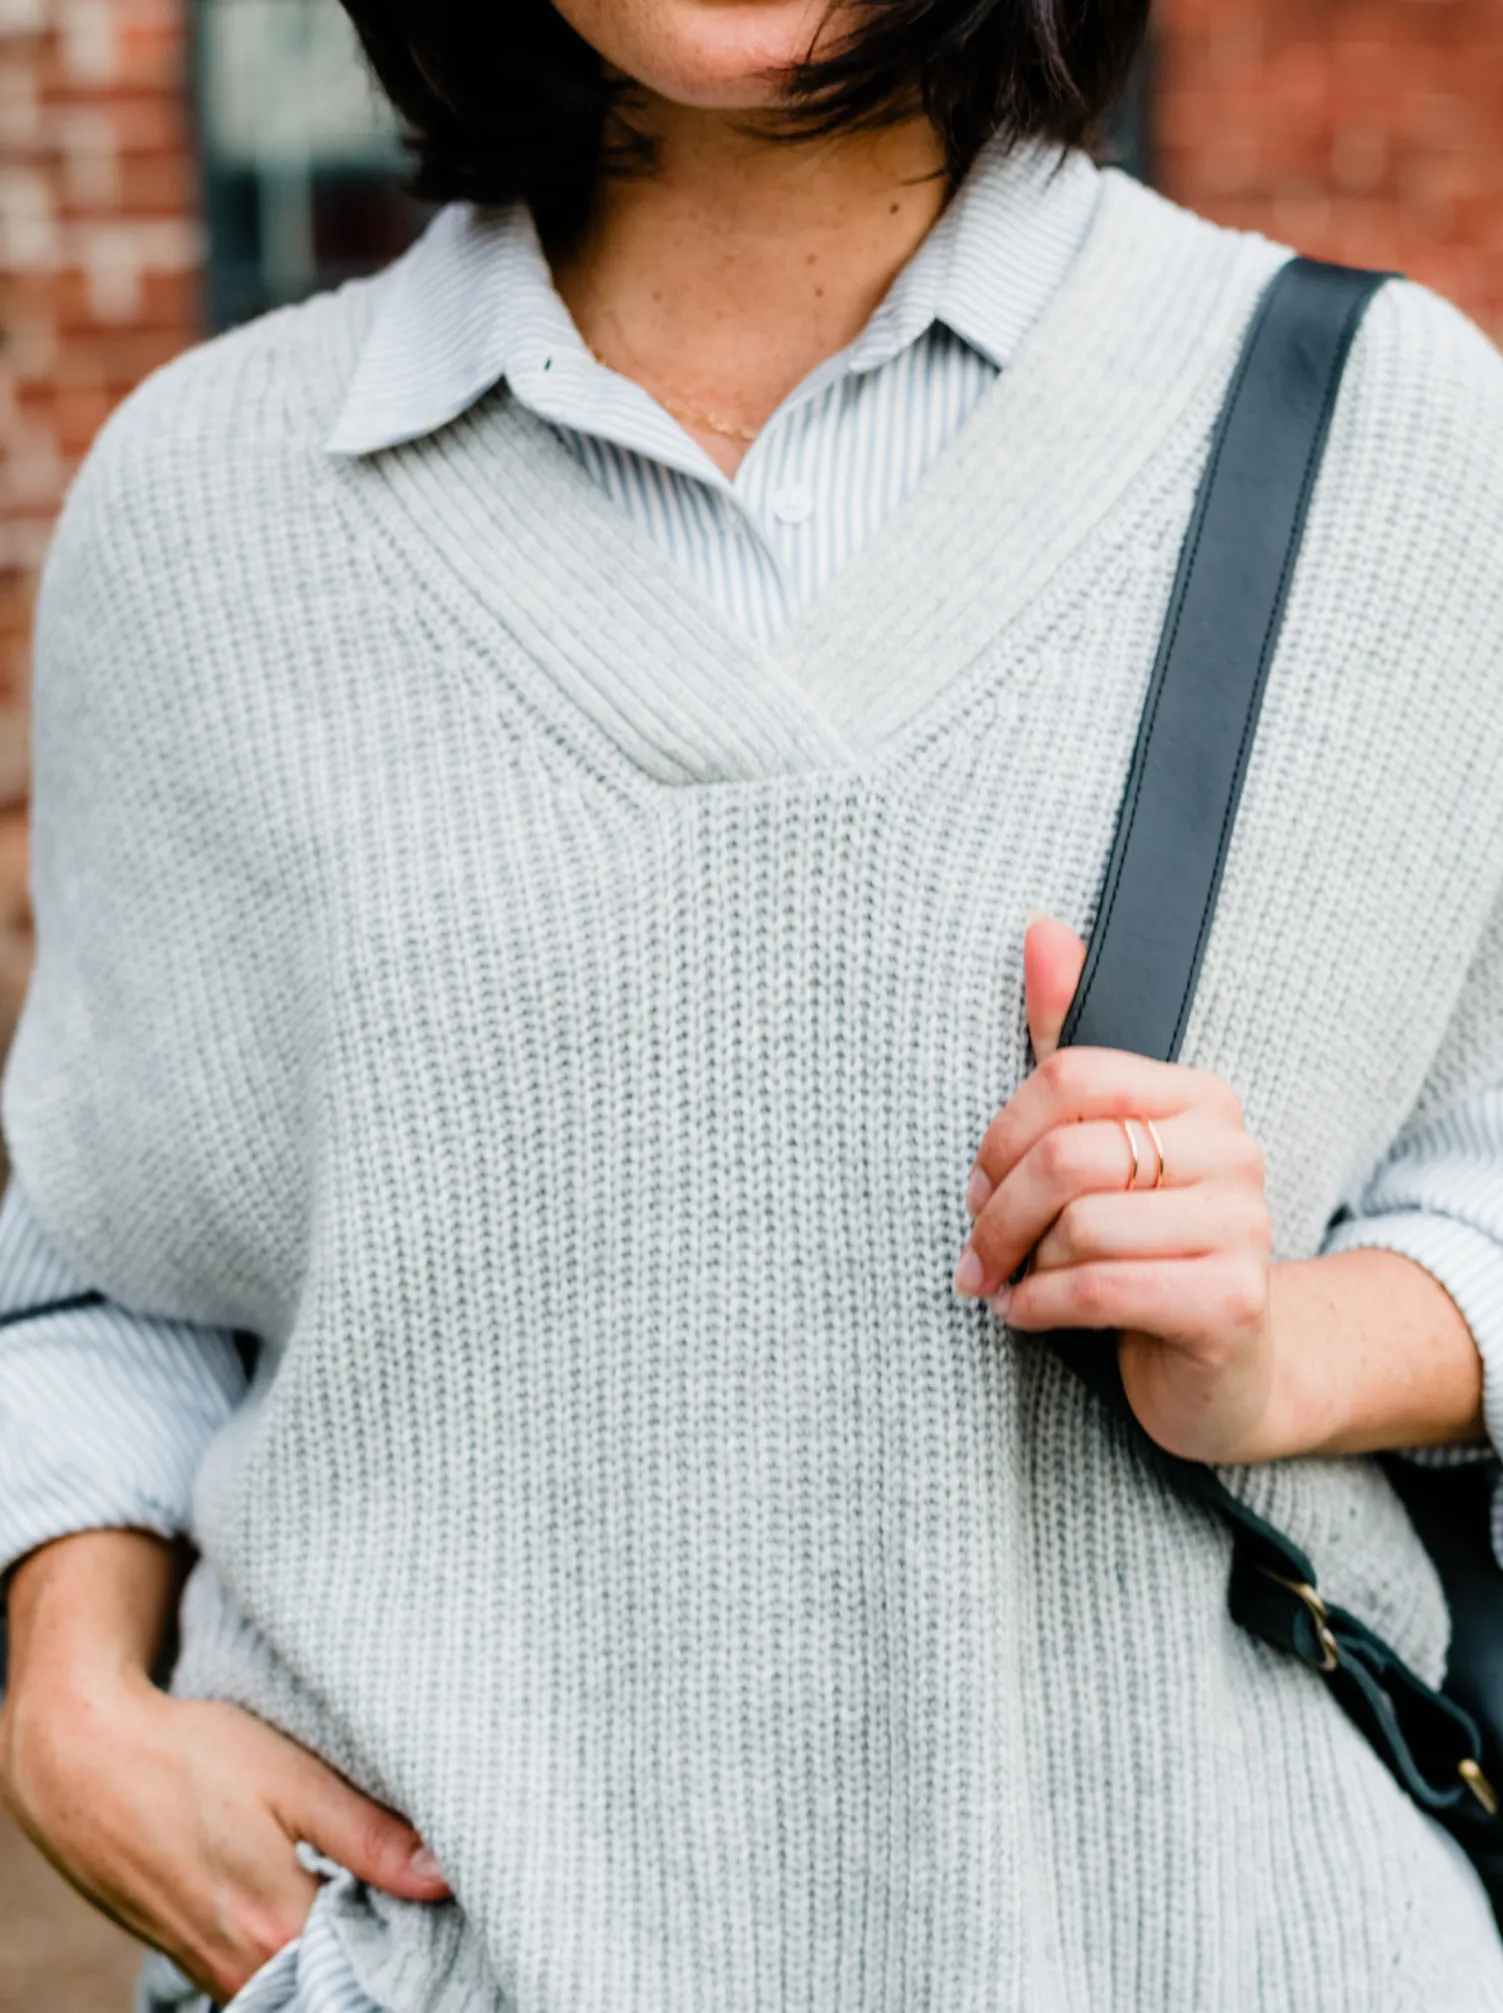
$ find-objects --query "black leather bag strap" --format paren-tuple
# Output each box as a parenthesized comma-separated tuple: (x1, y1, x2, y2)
(1049, 255, 1503, 1859)
(1060, 254, 1381, 1062)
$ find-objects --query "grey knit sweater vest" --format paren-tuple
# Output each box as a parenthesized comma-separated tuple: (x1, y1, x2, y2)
(10, 172, 1503, 2009)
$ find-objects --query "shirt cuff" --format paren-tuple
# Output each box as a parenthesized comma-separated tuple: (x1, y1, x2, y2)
(0, 1409, 184, 1578)
(0, 1282, 247, 1578)
(0, 1296, 245, 1700)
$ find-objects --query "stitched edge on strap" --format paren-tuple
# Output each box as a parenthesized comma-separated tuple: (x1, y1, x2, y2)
(1056, 256, 1298, 1056)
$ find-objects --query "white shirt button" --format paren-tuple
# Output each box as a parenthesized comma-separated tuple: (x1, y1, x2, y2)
(772, 480, 814, 526)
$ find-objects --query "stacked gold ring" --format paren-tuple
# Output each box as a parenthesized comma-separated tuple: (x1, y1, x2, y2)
(1118, 1116, 1167, 1191)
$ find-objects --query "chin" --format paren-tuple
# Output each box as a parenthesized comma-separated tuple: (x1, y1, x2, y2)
(552, 0, 836, 110)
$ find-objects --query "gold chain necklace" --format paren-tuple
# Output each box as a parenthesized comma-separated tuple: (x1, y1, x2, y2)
(583, 338, 760, 445)
(579, 298, 761, 445)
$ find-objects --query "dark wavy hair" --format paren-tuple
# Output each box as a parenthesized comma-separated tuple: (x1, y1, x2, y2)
(340, 1, 1152, 246)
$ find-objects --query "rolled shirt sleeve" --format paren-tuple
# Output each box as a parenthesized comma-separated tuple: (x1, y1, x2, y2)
(0, 1176, 247, 1585)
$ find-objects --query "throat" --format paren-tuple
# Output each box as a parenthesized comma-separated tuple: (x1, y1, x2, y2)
(548, 111, 951, 476)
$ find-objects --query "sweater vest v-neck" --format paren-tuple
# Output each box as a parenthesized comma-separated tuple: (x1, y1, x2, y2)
(10, 171, 1503, 2010)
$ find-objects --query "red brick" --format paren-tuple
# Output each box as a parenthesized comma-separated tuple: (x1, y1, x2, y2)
(49, 325, 188, 394)
(52, 146, 198, 218)
(1158, 0, 1503, 339)
(137, 265, 204, 330)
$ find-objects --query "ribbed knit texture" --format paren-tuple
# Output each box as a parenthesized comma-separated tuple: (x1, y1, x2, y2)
(8, 172, 1503, 2010)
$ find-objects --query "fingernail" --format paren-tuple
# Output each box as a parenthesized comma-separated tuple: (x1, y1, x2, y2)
(1025, 908, 1054, 930)
(989, 1287, 1013, 1321)
(409, 1846, 444, 1880)
(953, 1246, 985, 1297)
(965, 1167, 992, 1216)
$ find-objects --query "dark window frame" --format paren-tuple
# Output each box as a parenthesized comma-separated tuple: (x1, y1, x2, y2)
(188, 0, 430, 330)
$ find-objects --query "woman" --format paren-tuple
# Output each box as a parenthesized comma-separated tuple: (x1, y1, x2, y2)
(2, 1, 1503, 2007)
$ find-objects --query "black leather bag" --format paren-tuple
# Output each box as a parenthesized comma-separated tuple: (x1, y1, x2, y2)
(1049, 253, 1503, 1917)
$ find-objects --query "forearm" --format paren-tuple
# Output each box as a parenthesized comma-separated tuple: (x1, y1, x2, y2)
(1258, 1248, 1485, 1461)
(1, 1530, 185, 1796)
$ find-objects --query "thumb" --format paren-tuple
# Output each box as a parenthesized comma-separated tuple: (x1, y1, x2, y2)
(286, 1761, 453, 1901)
(1024, 909, 1088, 1065)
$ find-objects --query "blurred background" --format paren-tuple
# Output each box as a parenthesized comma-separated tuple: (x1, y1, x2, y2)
(0, 0, 1501, 2003)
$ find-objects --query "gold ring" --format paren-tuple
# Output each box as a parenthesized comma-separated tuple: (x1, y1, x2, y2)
(1118, 1117, 1140, 1192)
(1143, 1116, 1166, 1190)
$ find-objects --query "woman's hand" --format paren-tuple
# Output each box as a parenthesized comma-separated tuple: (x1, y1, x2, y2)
(954, 914, 1278, 1464)
(954, 915, 1487, 1464)
(0, 1530, 451, 2007)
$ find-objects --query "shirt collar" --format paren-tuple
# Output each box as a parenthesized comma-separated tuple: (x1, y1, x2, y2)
(845, 136, 1100, 375)
(324, 135, 1100, 460)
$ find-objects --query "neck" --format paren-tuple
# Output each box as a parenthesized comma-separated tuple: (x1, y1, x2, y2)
(550, 105, 949, 476)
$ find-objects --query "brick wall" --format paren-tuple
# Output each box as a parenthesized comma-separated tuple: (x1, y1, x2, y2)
(0, 0, 1499, 1061)
(1158, 0, 1503, 328)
